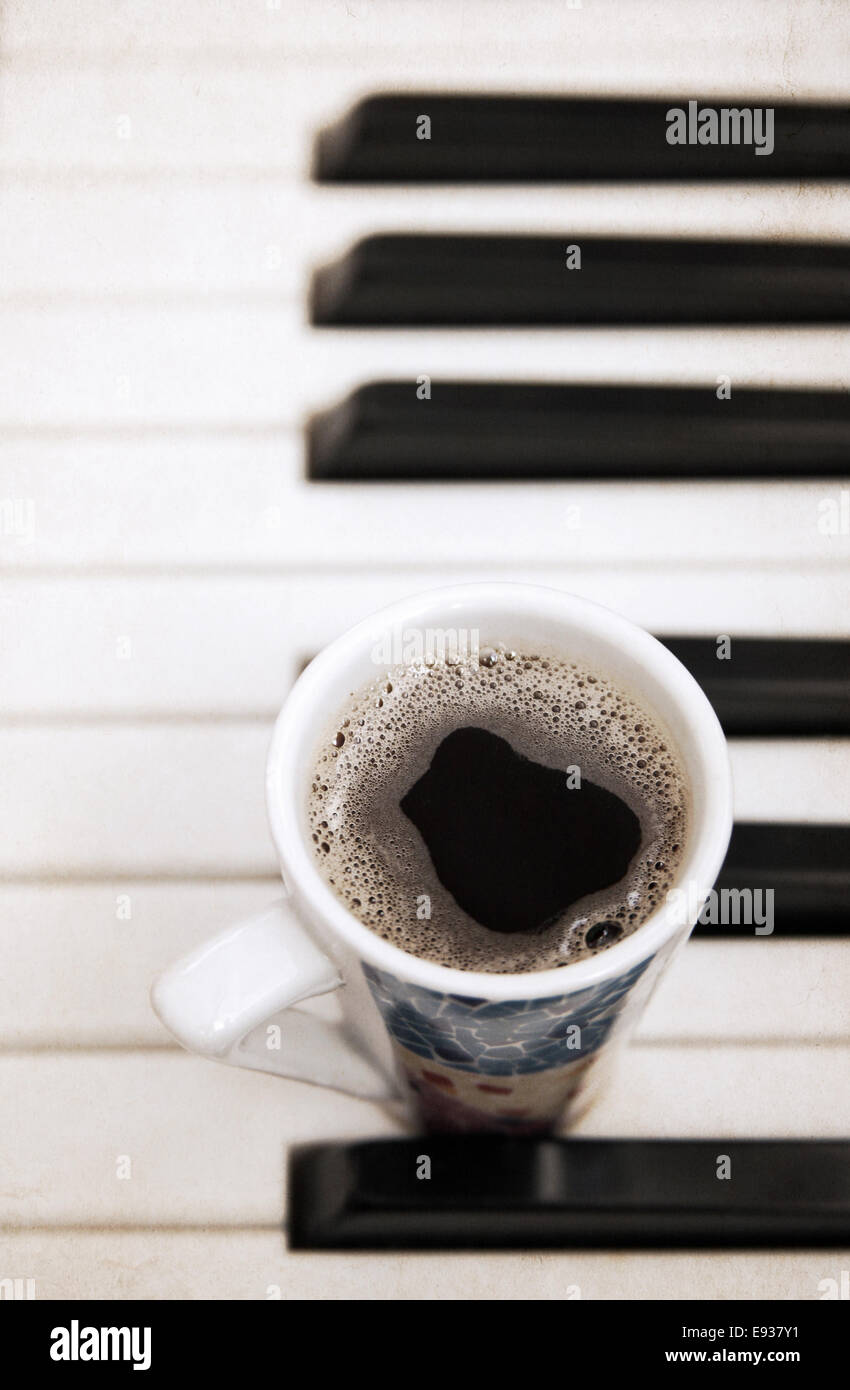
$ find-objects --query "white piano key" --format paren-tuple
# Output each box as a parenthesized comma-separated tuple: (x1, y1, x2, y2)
(2, 0, 318, 56)
(3, 3, 847, 105)
(1, 1228, 839, 1300)
(0, 1052, 401, 1227)
(578, 1042, 850, 1139)
(0, 724, 277, 877)
(1, 574, 848, 715)
(2, 438, 849, 571)
(636, 940, 850, 1043)
(0, 726, 845, 878)
(5, 182, 850, 298)
(4, 55, 850, 182)
(2, 0, 842, 69)
(0, 881, 845, 1046)
(0, 882, 283, 1047)
(0, 1044, 846, 1225)
(2, 310, 849, 429)
(729, 742, 850, 823)
(0, 66, 313, 176)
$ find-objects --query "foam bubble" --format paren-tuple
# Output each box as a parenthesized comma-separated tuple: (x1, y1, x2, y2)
(306, 643, 689, 973)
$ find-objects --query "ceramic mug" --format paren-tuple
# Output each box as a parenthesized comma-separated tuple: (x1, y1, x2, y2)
(152, 583, 732, 1133)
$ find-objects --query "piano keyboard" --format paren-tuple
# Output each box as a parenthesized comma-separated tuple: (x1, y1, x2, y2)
(1, 0, 848, 1297)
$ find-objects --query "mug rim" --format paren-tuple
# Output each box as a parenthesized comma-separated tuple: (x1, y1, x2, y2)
(266, 582, 733, 1001)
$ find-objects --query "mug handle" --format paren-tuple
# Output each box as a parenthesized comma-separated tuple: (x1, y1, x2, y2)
(150, 899, 397, 1100)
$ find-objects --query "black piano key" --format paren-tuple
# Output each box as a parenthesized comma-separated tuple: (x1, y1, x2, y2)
(309, 235, 850, 326)
(307, 381, 850, 481)
(704, 823, 850, 937)
(288, 1138, 850, 1249)
(314, 94, 850, 182)
(659, 637, 850, 735)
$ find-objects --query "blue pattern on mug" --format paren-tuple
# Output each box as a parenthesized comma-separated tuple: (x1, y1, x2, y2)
(362, 955, 654, 1076)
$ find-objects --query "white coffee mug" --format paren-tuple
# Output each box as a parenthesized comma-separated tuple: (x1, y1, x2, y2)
(152, 583, 733, 1133)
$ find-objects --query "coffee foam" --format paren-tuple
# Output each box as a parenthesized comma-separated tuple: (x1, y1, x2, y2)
(306, 643, 689, 973)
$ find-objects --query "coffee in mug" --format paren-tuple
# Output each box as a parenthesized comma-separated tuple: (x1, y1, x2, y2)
(307, 645, 688, 974)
